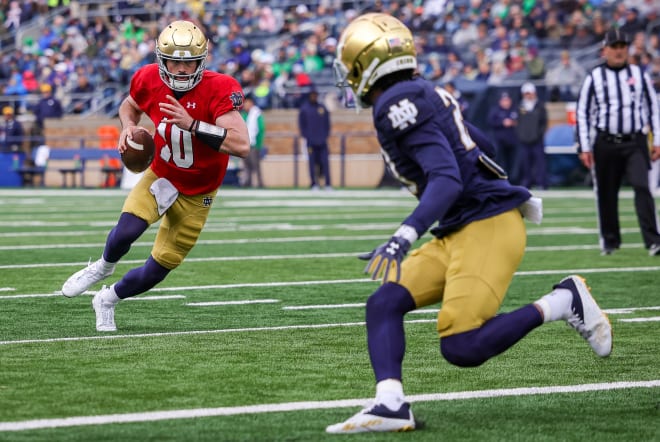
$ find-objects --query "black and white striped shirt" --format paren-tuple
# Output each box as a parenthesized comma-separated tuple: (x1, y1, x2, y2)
(575, 63, 660, 153)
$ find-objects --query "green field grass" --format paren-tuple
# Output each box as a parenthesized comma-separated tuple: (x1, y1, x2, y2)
(0, 188, 658, 441)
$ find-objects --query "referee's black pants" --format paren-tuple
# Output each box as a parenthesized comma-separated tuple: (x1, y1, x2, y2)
(592, 134, 660, 250)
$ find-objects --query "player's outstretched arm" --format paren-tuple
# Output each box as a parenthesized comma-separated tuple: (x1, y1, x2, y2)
(213, 110, 250, 158)
(118, 95, 145, 154)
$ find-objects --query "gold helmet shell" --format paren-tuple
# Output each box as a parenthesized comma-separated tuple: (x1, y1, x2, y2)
(334, 13, 416, 108)
(156, 20, 208, 91)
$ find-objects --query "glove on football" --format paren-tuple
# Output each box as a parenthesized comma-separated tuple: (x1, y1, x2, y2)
(360, 225, 417, 283)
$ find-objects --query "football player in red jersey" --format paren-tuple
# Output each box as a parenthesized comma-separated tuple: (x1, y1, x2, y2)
(61, 20, 250, 332)
(326, 13, 613, 433)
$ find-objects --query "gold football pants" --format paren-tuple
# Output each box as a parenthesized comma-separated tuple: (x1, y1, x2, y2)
(122, 168, 217, 269)
(389, 209, 526, 337)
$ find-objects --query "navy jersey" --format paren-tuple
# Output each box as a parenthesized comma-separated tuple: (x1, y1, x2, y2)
(372, 77, 531, 237)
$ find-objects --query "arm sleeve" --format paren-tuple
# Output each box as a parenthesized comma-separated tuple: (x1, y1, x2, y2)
(402, 173, 462, 236)
(401, 139, 463, 236)
(256, 114, 265, 148)
(642, 71, 660, 145)
(575, 72, 594, 153)
(466, 121, 497, 158)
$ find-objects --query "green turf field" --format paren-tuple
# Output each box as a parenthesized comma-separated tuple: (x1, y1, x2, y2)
(0, 188, 658, 441)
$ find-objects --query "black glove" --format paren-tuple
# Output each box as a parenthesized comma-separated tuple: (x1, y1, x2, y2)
(361, 235, 411, 283)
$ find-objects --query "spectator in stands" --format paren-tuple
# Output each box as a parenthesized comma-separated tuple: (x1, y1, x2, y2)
(420, 52, 444, 82)
(319, 37, 337, 68)
(31, 83, 63, 131)
(474, 60, 491, 82)
(0, 106, 24, 153)
(516, 82, 548, 189)
(301, 39, 324, 73)
(620, 8, 646, 36)
(452, 17, 478, 49)
(545, 50, 586, 102)
(424, 32, 451, 55)
(241, 94, 265, 188)
(21, 70, 38, 93)
(227, 39, 252, 71)
(4, 1, 22, 32)
(507, 54, 530, 81)
(570, 25, 598, 49)
(487, 60, 509, 85)
(70, 74, 95, 114)
(487, 92, 520, 184)
(298, 87, 332, 190)
(3, 71, 27, 112)
(257, 6, 279, 33)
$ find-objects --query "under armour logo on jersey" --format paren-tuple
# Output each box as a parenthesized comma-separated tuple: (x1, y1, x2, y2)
(202, 196, 213, 207)
(186, 102, 197, 109)
(388, 99, 418, 130)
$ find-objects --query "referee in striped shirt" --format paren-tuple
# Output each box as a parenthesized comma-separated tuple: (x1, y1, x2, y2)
(576, 29, 660, 256)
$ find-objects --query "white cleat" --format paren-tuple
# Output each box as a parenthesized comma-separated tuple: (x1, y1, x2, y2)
(62, 259, 114, 298)
(553, 275, 612, 357)
(326, 402, 415, 434)
(92, 286, 117, 332)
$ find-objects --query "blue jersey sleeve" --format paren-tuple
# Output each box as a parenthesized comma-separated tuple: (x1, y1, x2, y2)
(466, 121, 496, 158)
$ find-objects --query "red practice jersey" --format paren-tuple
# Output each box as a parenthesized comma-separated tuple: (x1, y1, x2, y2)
(130, 64, 244, 195)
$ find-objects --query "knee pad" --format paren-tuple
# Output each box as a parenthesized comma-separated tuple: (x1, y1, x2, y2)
(366, 282, 416, 318)
(440, 329, 486, 368)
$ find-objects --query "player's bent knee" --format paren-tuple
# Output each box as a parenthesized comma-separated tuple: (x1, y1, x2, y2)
(366, 282, 416, 316)
(440, 330, 488, 367)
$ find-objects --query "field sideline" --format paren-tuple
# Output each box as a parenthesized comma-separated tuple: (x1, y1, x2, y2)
(0, 188, 658, 441)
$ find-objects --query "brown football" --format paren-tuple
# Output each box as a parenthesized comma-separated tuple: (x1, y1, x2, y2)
(122, 128, 155, 173)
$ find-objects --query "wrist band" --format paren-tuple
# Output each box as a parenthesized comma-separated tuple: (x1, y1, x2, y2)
(194, 121, 227, 152)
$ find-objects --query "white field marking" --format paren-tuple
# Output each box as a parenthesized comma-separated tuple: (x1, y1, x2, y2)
(0, 188, 620, 198)
(0, 253, 360, 270)
(0, 242, 657, 270)
(618, 317, 660, 322)
(0, 287, 15, 291)
(186, 299, 279, 307)
(0, 238, 650, 256)
(404, 304, 660, 314)
(2, 266, 660, 297)
(0, 320, 382, 346)
(0, 298, 654, 346)
(124, 295, 186, 302)
(603, 306, 660, 314)
(283, 303, 365, 310)
(0, 380, 658, 432)
(284, 305, 660, 316)
(0, 236, 388, 251)
(0, 293, 185, 301)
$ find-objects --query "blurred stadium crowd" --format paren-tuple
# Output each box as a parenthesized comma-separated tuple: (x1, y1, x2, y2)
(0, 0, 659, 119)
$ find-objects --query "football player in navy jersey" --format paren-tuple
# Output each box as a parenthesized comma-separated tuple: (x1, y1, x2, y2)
(326, 13, 613, 434)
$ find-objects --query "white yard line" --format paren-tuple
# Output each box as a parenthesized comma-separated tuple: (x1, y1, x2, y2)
(619, 317, 660, 322)
(186, 299, 279, 306)
(0, 380, 657, 432)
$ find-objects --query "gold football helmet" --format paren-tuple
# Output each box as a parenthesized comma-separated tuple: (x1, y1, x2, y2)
(156, 20, 208, 91)
(334, 13, 416, 108)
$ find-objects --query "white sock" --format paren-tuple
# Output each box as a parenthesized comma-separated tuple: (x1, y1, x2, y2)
(534, 288, 573, 323)
(101, 284, 121, 305)
(99, 256, 116, 273)
(375, 379, 405, 411)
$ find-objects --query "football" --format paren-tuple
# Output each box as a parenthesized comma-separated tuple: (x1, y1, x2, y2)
(122, 128, 155, 173)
